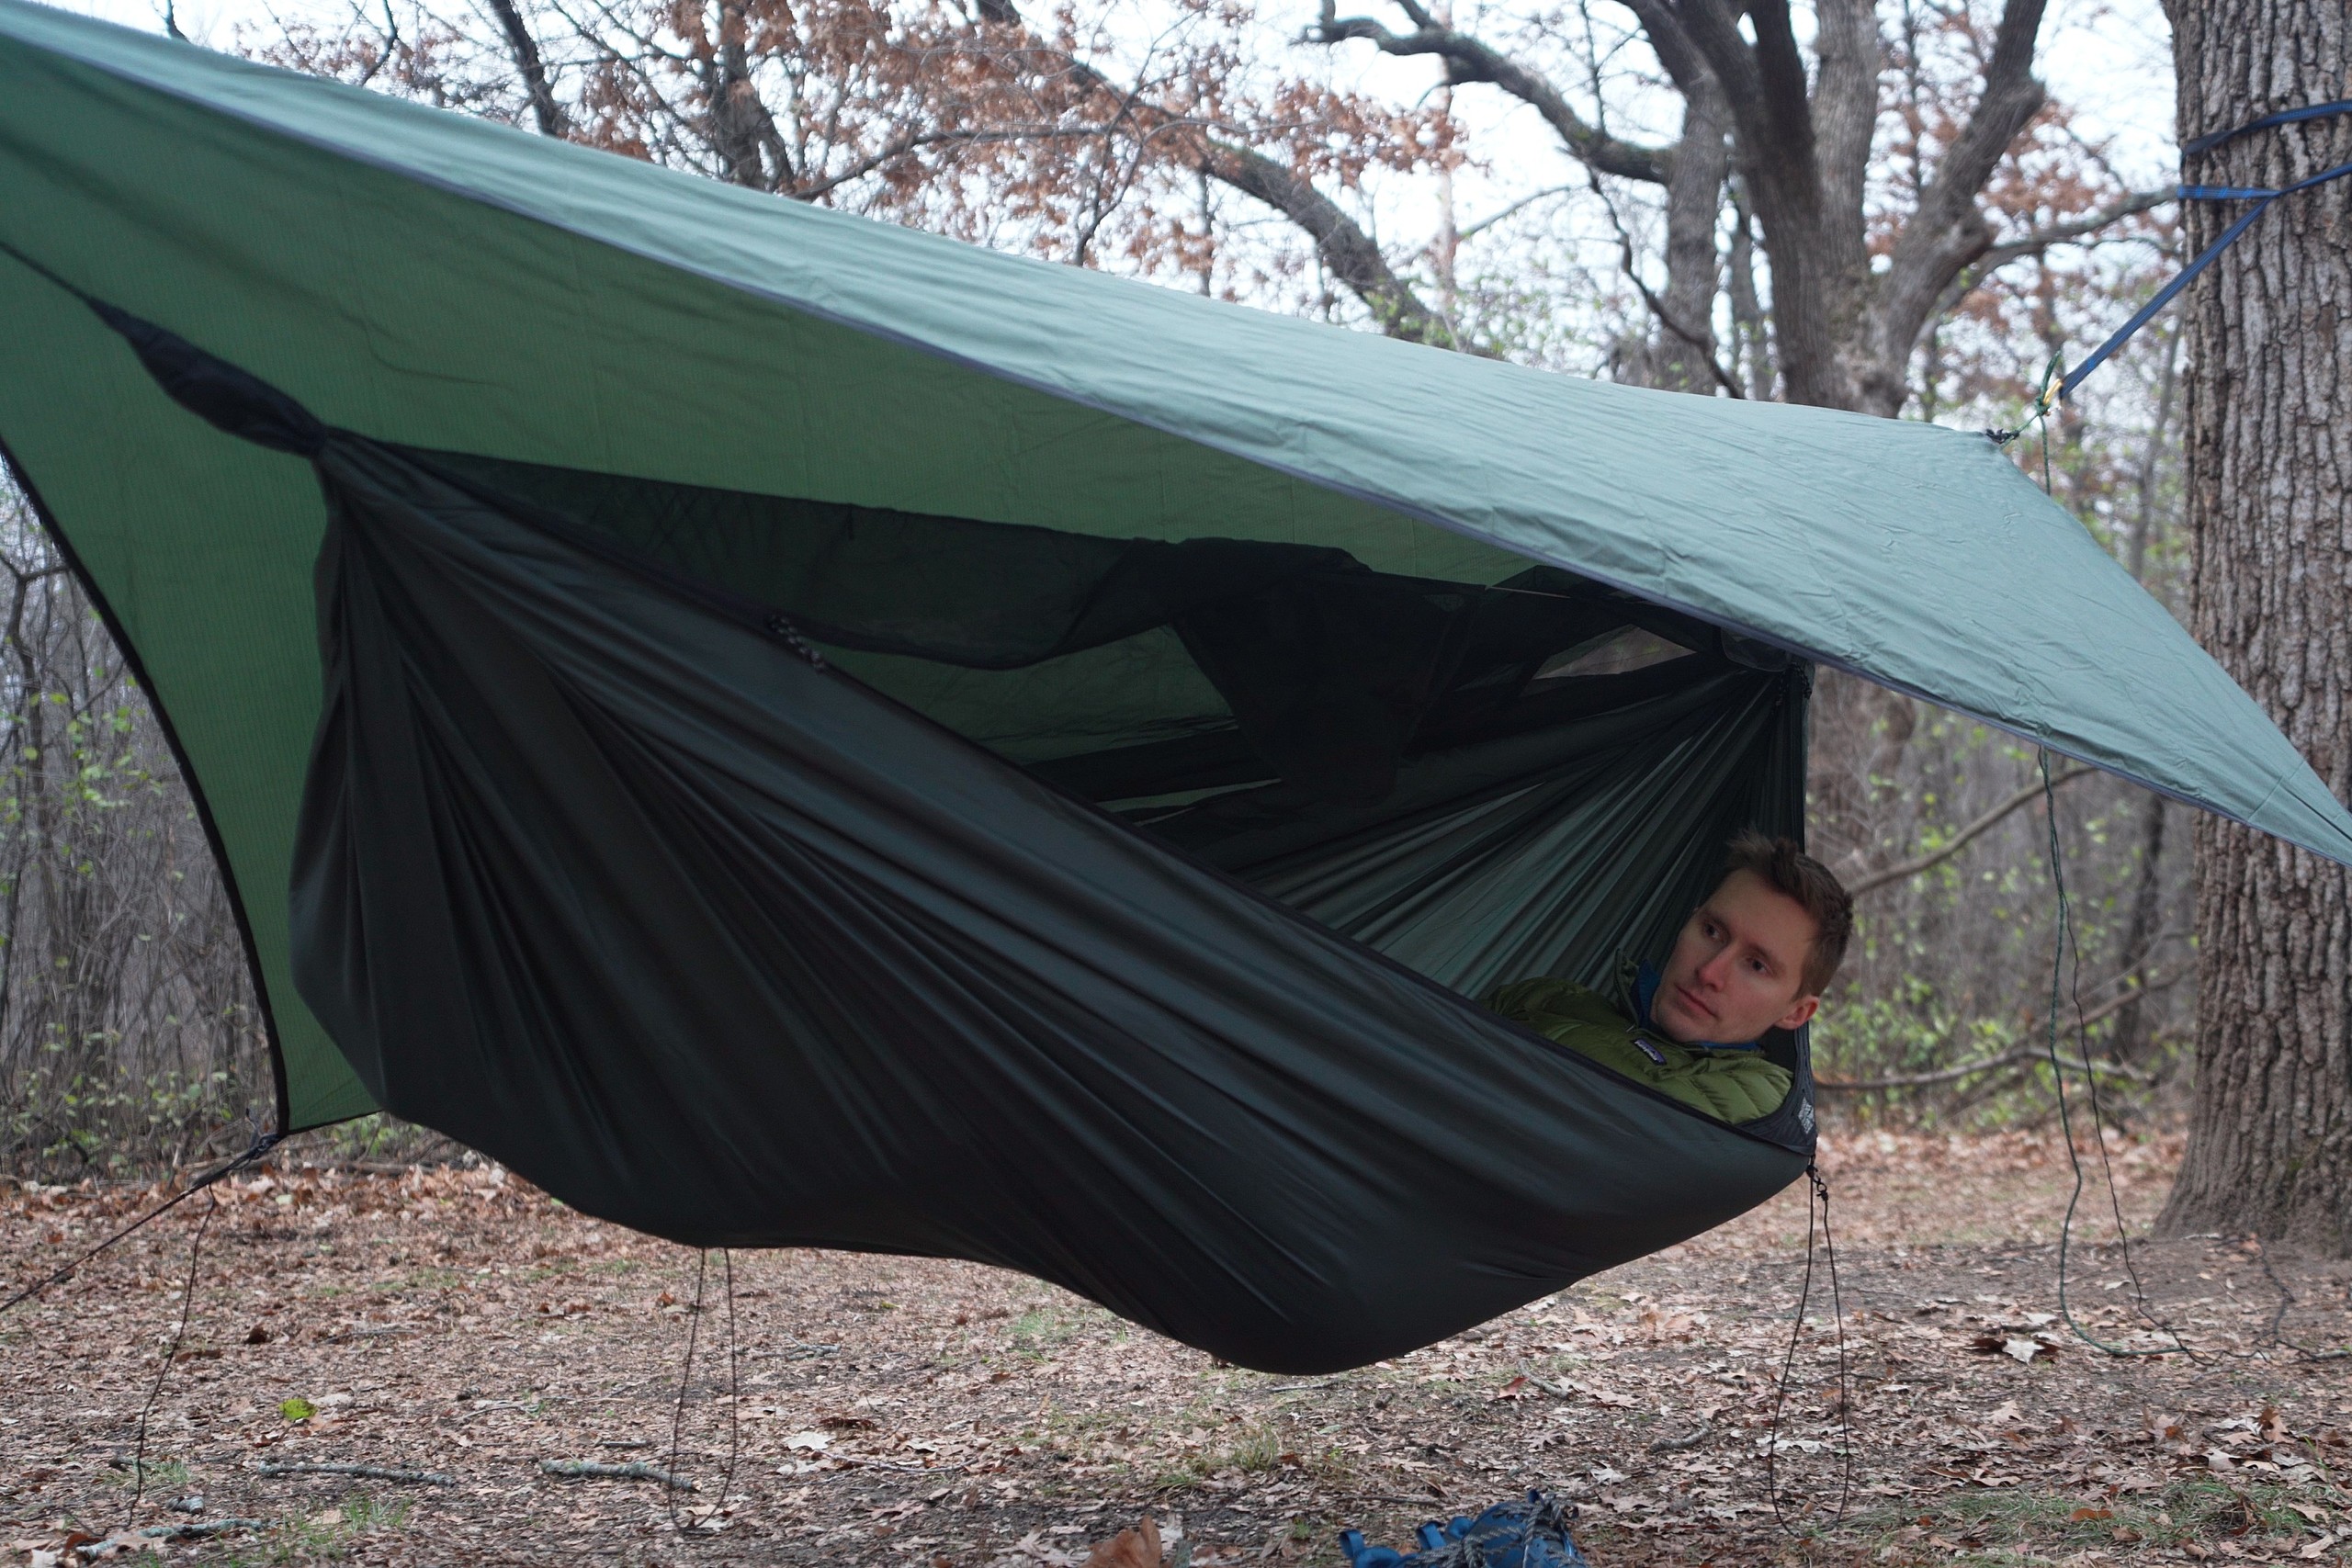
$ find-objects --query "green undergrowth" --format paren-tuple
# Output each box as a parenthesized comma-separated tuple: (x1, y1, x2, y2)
(1845, 1476, 2335, 1562)
(218, 1492, 414, 1565)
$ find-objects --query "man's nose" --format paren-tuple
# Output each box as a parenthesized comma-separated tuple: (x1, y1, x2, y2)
(1695, 949, 1733, 987)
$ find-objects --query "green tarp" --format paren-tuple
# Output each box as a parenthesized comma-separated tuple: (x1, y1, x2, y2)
(0, 1, 2348, 1366)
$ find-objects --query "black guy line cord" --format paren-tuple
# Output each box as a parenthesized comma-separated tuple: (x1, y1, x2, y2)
(1766, 1163, 1851, 1539)
(666, 1249, 709, 1531)
(1, 1127, 280, 1316)
(665, 1248, 743, 1531)
(125, 1190, 220, 1529)
(2038, 749, 2196, 1359)
(2035, 752, 2350, 1365)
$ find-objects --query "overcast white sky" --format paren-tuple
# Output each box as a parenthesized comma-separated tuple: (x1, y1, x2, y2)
(48, 0, 2180, 186)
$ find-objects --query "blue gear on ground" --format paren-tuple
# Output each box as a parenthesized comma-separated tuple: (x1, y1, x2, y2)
(1337, 1490, 1589, 1567)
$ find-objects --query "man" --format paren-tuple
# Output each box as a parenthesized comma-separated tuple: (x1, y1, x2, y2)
(1488, 832, 1852, 1123)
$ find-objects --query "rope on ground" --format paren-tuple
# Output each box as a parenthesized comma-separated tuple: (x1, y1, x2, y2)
(11, 1127, 281, 1543)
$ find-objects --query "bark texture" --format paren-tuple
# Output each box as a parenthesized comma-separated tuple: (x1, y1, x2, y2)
(2159, 0, 2352, 1247)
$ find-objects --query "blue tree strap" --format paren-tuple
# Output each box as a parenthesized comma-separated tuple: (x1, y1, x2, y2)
(2181, 97, 2352, 159)
(2059, 152, 2352, 401)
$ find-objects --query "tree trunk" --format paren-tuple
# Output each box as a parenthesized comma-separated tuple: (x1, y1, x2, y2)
(1615, 87, 1729, 392)
(2112, 326, 2179, 1066)
(2158, 1, 2352, 1248)
(2109, 795, 2168, 1064)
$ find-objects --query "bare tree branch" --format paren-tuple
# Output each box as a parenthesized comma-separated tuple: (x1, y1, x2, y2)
(1003, 34, 1453, 343)
(1738, 0, 1823, 188)
(1198, 138, 1449, 343)
(1455, 183, 1575, 242)
(1858, 0, 2052, 414)
(1672, 0, 1849, 407)
(1976, 187, 2175, 272)
(1590, 168, 1742, 396)
(1311, 0, 1670, 185)
(1816, 1034, 2156, 1092)
(1725, 177, 1772, 398)
(1809, 0, 1879, 300)
(1908, 186, 2174, 372)
(700, 1, 792, 189)
(1845, 763, 2094, 897)
(486, 0, 570, 137)
(1649, 78, 1731, 391)
(1611, 0, 1709, 103)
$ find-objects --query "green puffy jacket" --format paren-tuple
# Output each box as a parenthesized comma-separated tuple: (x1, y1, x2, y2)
(1487, 973, 1792, 1124)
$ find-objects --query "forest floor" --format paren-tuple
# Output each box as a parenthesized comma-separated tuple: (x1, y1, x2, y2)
(5, 1128, 2351, 1567)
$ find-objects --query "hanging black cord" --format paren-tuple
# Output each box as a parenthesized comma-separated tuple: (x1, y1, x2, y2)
(1817, 1170, 1852, 1527)
(718, 1249, 742, 1513)
(2249, 1242, 2352, 1360)
(1766, 1165, 1851, 1538)
(2037, 750, 2197, 1360)
(666, 1248, 708, 1532)
(662, 1248, 742, 1527)
(124, 1190, 220, 1528)
(2005, 380, 2199, 1362)
(2040, 764, 2350, 1361)
(1, 1128, 280, 1315)
(2012, 446, 2338, 1366)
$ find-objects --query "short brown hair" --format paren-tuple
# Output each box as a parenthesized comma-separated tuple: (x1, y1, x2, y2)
(1722, 831, 1852, 997)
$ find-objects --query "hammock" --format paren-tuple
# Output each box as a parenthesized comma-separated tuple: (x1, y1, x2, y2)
(89, 300, 1813, 1372)
(4, 0, 2349, 1372)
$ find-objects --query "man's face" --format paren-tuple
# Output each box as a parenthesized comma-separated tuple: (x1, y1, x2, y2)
(1650, 870, 1822, 1045)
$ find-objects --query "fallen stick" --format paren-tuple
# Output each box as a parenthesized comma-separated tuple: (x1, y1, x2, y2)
(70, 1519, 270, 1558)
(138, 1519, 270, 1540)
(254, 1461, 456, 1486)
(827, 1454, 964, 1473)
(540, 1459, 695, 1489)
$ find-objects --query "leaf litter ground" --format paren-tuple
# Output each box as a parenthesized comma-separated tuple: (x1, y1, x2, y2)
(5, 1129, 2351, 1566)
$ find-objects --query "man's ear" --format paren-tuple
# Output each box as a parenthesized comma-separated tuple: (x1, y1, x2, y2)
(1774, 995, 1820, 1032)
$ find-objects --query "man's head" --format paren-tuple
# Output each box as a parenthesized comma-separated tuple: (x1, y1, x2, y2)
(1649, 832, 1853, 1045)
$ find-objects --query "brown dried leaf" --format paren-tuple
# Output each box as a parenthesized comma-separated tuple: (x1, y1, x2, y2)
(1083, 1515, 1164, 1568)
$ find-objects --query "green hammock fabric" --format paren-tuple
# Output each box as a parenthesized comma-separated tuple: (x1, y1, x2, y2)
(71, 302, 1814, 1369)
